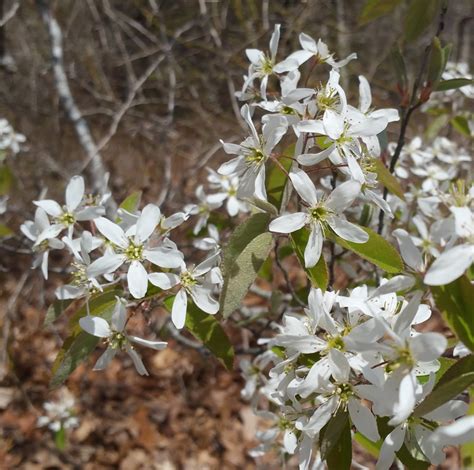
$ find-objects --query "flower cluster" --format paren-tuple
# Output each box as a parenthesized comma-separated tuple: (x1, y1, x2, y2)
(240, 287, 474, 468)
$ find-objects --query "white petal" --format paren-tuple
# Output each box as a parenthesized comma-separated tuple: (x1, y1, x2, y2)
(370, 275, 415, 297)
(410, 332, 447, 362)
(65, 175, 84, 212)
(376, 424, 406, 470)
(325, 180, 361, 213)
(358, 75, 372, 114)
(269, 212, 306, 233)
(432, 416, 474, 445)
(194, 252, 220, 276)
(111, 299, 127, 332)
(94, 217, 128, 248)
(246, 48, 264, 65)
(283, 429, 297, 455)
(289, 167, 318, 205)
(328, 217, 368, 243)
(33, 200, 63, 218)
(190, 285, 219, 314)
(297, 145, 334, 166)
(127, 261, 148, 299)
(148, 272, 180, 289)
(135, 204, 160, 243)
(125, 344, 149, 376)
(304, 223, 323, 268)
(143, 247, 183, 268)
(389, 373, 416, 425)
(323, 110, 344, 140)
(129, 336, 168, 350)
(393, 229, 424, 272)
(87, 253, 126, 278)
(299, 396, 338, 438)
(299, 32, 317, 53)
(348, 397, 380, 442)
(424, 244, 474, 286)
(171, 288, 188, 329)
(93, 347, 117, 370)
(392, 291, 423, 337)
(269, 24, 280, 60)
(79, 316, 111, 338)
(328, 348, 350, 382)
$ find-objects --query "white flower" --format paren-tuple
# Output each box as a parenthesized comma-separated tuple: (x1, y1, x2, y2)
(89, 204, 184, 298)
(275, 33, 356, 72)
(37, 388, 78, 432)
(33, 176, 104, 237)
(20, 207, 64, 279)
(269, 168, 368, 267)
(206, 170, 248, 217)
(148, 252, 221, 329)
(296, 109, 388, 181)
(79, 298, 167, 375)
(55, 231, 104, 299)
(218, 104, 287, 200)
(241, 24, 292, 100)
(184, 185, 222, 235)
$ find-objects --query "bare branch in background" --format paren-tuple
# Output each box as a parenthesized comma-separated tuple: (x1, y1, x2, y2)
(37, 0, 113, 204)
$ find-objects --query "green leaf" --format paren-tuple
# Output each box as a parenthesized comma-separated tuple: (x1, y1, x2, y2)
(0, 223, 13, 237)
(50, 291, 119, 387)
(424, 113, 450, 141)
(451, 116, 472, 138)
(354, 432, 381, 457)
(436, 78, 474, 92)
(322, 410, 352, 470)
(43, 299, 74, 327)
(330, 226, 403, 273)
(372, 158, 405, 200)
(359, 0, 403, 25)
(185, 302, 234, 370)
(404, 0, 440, 42)
(265, 145, 294, 212)
(427, 36, 444, 88)
(320, 409, 350, 460)
(414, 355, 474, 417)
(54, 426, 66, 451)
(119, 191, 142, 213)
(461, 389, 474, 469)
(290, 227, 328, 291)
(220, 213, 273, 318)
(390, 46, 408, 90)
(0, 165, 14, 195)
(431, 275, 474, 351)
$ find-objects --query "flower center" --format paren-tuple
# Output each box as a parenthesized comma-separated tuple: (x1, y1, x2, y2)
(245, 147, 266, 166)
(58, 211, 75, 227)
(326, 335, 345, 351)
(180, 271, 196, 290)
(316, 87, 339, 111)
(336, 383, 353, 402)
(107, 332, 128, 350)
(258, 55, 274, 76)
(125, 240, 144, 261)
(309, 205, 329, 222)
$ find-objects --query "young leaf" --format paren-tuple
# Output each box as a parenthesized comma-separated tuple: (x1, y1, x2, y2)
(320, 408, 350, 460)
(414, 355, 474, 417)
(359, 0, 403, 25)
(435, 78, 474, 92)
(372, 158, 405, 200)
(50, 290, 120, 387)
(354, 432, 381, 457)
(0, 223, 13, 237)
(43, 299, 74, 327)
(404, 0, 440, 42)
(431, 275, 474, 351)
(265, 145, 294, 212)
(0, 164, 14, 195)
(390, 46, 408, 90)
(330, 226, 403, 274)
(185, 302, 234, 370)
(119, 191, 142, 213)
(451, 116, 471, 138)
(220, 213, 273, 318)
(427, 36, 444, 88)
(322, 410, 352, 470)
(290, 227, 328, 291)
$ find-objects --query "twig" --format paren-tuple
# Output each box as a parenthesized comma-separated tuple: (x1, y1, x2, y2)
(0, 272, 29, 380)
(37, 0, 113, 202)
(377, 3, 448, 235)
(274, 239, 306, 308)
